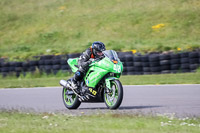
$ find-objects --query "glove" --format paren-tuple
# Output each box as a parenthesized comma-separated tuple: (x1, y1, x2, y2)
(87, 60, 92, 65)
(81, 60, 92, 68)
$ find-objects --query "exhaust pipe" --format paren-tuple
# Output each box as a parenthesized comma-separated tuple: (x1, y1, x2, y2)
(60, 80, 68, 88)
(60, 79, 85, 101)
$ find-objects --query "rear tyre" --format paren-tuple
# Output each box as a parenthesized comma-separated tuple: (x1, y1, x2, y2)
(62, 87, 81, 109)
(104, 80, 123, 109)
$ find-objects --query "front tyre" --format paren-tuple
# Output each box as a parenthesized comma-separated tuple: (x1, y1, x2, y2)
(62, 88, 81, 109)
(104, 80, 123, 109)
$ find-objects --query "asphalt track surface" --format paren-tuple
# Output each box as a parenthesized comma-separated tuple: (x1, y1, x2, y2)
(0, 85, 200, 117)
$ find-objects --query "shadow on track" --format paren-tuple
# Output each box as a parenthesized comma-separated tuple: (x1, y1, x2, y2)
(79, 105, 162, 110)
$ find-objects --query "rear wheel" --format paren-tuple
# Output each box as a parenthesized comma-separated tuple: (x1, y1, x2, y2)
(104, 80, 123, 109)
(62, 88, 81, 109)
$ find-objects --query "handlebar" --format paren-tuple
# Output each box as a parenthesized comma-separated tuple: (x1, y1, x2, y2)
(89, 58, 101, 66)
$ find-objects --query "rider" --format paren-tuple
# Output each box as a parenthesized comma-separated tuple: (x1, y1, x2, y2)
(71, 41, 106, 89)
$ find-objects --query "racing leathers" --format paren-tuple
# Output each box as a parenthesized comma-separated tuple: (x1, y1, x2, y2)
(71, 47, 96, 88)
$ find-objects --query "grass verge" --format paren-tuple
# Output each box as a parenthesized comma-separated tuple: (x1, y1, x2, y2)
(121, 72, 200, 85)
(0, 111, 199, 133)
(0, 72, 200, 88)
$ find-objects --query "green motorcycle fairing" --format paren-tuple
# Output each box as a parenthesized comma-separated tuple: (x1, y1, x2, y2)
(67, 58, 79, 73)
(67, 50, 123, 89)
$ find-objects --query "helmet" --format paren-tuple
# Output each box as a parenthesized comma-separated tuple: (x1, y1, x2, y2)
(92, 41, 106, 58)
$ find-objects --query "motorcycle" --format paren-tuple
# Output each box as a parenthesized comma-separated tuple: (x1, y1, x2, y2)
(59, 50, 123, 109)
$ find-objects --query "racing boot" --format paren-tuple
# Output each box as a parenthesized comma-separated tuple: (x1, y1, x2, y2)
(71, 70, 83, 90)
(71, 78, 78, 90)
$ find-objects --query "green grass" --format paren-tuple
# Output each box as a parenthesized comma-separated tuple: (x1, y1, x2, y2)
(0, 0, 200, 60)
(0, 72, 200, 88)
(121, 72, 200, 85)
(0, 111, 200, 133)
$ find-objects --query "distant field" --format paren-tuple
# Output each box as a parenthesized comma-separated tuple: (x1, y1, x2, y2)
(0, 0, 200, 60)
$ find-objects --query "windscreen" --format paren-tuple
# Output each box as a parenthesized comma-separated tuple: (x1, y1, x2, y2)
(103, 50, 120, 62)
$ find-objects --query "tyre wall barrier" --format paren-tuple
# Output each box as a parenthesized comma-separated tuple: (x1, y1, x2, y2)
(120, 51, 200, 75)
(0, 51, 200, 77)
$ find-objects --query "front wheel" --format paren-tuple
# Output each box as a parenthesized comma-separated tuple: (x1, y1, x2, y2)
(104, 80, 123, 109)
(62, 88, 81, 109)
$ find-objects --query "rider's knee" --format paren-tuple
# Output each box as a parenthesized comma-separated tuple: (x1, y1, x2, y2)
(74, 71, 84, 81)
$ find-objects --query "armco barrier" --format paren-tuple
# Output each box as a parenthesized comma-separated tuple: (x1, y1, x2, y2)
(0, 51, 200, 77)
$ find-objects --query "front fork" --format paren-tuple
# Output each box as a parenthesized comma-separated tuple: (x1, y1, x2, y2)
(105, 77, 118, 91)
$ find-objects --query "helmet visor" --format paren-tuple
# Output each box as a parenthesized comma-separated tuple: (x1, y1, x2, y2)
(97, 44, 105, 52)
